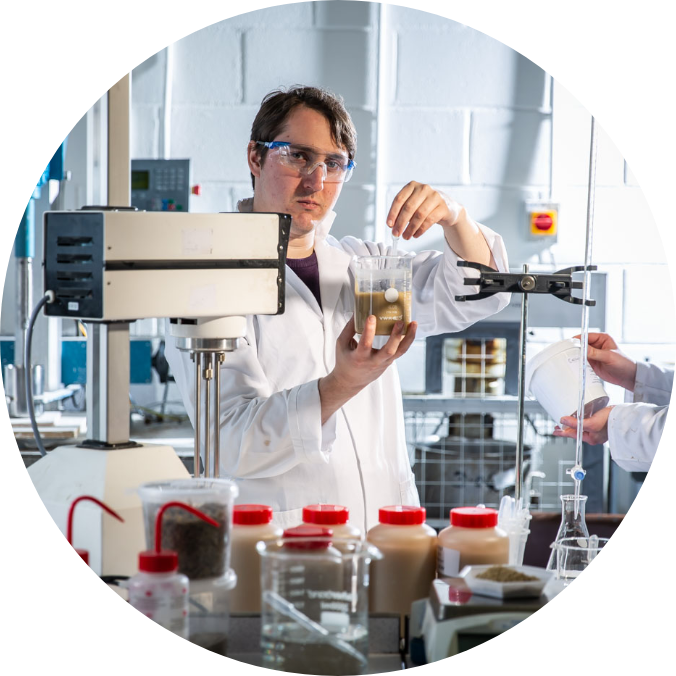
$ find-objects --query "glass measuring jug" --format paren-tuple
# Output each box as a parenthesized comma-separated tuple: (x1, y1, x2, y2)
(354, 255, 412, 335)
(257, 527, 381, 675)
(555, 536, 609, 585)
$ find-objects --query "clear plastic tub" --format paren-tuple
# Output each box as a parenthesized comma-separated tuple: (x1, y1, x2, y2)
(526, 338, 609, 423)
(138, 478, 238, 580)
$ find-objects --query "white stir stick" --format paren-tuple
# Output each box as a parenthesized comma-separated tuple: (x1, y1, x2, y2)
(385, 233, 400, 303)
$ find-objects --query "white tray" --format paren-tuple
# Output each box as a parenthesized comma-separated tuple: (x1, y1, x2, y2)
(459, 564, 553, 599)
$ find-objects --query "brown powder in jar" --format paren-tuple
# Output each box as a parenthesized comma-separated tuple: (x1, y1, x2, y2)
(476, 566, 539, 582)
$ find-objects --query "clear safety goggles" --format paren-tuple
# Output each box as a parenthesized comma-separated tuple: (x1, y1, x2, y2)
(256, 141, 356, 183)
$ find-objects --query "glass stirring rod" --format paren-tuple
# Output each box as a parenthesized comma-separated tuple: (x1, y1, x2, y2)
(386, 229, 401, 302)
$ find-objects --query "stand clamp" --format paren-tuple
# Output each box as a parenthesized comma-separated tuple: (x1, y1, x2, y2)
(455, 262, 597, 306)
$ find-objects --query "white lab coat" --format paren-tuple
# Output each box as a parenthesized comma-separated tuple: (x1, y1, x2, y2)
(607, 361, 673, 472)
(165, 201, 510, 533)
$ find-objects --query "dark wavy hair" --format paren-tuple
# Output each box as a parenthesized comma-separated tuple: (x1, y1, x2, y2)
(249, 85, 357, 189)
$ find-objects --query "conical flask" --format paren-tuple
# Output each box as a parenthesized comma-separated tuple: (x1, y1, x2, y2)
(546, 494, 589, 571)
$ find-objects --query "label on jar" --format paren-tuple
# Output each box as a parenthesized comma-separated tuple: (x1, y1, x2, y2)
(437, 546, 461, 577)
(567, 354, 603, 385)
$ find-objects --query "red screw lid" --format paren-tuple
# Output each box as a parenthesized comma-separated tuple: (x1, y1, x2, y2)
(283, 525, 333, 549)
(76, 549, 89, 565)
(450, 507, 499, 528)
(378, 506, 426, 525)
(303, 504, 349, 525)
(234, 504, 273, 525)
(138, 550, 179, 573)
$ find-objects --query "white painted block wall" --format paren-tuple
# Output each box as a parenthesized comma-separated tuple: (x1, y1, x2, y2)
(124, 1, 672, 399)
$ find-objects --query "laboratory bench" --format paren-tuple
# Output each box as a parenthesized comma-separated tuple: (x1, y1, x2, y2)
(175, 577, 563, 667)
(227, 615, 414, 671)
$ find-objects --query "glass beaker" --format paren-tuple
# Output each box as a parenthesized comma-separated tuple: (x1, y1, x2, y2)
(546, 494, 590, 571)
(138, 478, 238, 655)
(354, 256, 412, 335)
(555, 536, 609, 585)
(257, 531, 381, 675)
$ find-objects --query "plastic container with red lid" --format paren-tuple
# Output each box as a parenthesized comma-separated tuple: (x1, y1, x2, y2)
(437, 506, 509, 578)
(378, 505, 426, 525)
(231, 504, 283, 614)
(366, 505, 437, 615)
(282, 525, 334, 549)
(302, 504, 363, 540)
(234, 504, 274, 525)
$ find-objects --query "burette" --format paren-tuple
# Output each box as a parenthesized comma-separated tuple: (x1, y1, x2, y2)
(570, 116, 599, 513)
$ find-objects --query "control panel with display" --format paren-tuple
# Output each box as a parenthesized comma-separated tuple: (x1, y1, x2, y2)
(131, 159, 191, 212)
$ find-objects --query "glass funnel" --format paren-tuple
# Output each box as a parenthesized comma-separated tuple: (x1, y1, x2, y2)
(546, 494, 589, 571)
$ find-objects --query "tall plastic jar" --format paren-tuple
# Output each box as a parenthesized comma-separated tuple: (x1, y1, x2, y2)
(302, 504, 363, 540)
(366, 506, 437, 615)
(230, 504, 283, 614)
(437, 507, 509, 578)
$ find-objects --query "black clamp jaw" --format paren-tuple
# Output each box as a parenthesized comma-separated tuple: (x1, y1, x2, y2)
(454, 261, 597, 306)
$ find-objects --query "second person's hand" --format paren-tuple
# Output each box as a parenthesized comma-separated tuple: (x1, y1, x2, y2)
(576, 332, 637, 392)
(553, 407, 614, 446)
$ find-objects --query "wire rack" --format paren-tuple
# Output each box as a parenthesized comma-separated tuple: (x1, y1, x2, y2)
(404, 337, 579, 529)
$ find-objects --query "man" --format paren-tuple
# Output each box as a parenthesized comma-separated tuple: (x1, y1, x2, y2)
(554, 332, 672, 472)
(166, 85, 510, 531)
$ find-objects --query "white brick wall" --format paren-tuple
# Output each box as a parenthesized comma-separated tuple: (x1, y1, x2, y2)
(123, 1, 673, 390)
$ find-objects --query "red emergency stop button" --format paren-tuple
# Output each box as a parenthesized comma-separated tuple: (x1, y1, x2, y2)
(530, 209, 557, 236)
(191, 185, 202, 196)
(534, 213, 553, 230)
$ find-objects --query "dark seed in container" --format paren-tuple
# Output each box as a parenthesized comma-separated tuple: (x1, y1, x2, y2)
(160, 502, 228, 580)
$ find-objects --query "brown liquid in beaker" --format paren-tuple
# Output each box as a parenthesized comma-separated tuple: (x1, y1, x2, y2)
(354, 290, 411, 335)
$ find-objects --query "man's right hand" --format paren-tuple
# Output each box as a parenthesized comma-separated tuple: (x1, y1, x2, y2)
(318, 315, 418, 424)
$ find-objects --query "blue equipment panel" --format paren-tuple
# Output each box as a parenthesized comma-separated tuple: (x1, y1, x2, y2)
(1, 339, 152, 385)
(0, 339, 15, 373)
(61, 339, 153, 385)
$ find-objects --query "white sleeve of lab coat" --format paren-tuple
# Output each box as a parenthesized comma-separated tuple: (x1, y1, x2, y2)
(607, 403, 669, 472)
(164, 318, 337, 479)
(606, 361, 672, 472)
(411, 222, 510, 337)
(629, 361, 674, 406)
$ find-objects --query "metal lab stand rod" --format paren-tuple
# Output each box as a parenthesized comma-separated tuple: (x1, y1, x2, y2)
(515, 264, 530, 503)
(455, 262, 597, 504)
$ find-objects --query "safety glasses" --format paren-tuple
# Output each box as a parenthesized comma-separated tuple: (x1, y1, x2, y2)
(256, 141, 356, 183)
